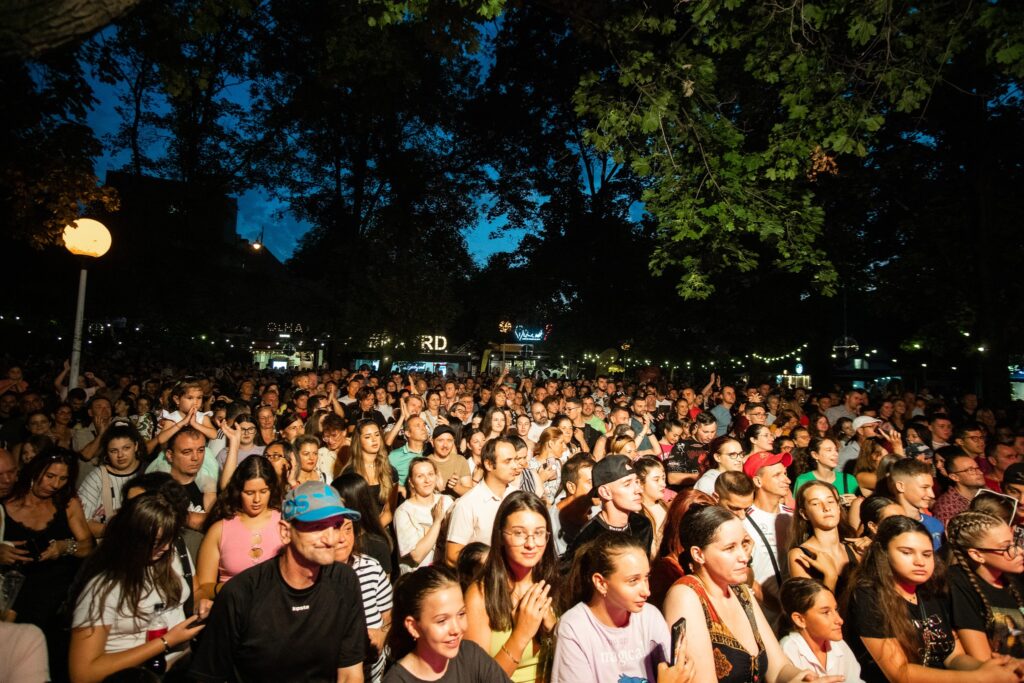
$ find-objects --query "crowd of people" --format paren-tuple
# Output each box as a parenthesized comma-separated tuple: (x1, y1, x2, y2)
(2, 361, 1024, 683)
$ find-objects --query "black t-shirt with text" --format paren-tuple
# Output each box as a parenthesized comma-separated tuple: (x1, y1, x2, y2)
(845, 586, 954, 683)
(563, 512, 653, 563)
(190, 558, 368, 683)
(948, 564, 1024, 658)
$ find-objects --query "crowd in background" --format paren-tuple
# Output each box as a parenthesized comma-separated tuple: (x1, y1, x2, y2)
(2, 360, 1024, 683)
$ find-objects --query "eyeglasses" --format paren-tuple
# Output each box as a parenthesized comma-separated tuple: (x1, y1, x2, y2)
(502, 529, 550, 546)
(719, 450, 746, 461)
(974, 543, 1022, 559)
(948, 466, 982, 475)
(240, 427, 257, 434)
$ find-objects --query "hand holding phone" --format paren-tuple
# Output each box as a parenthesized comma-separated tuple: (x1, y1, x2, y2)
(670, 617, 686, 666)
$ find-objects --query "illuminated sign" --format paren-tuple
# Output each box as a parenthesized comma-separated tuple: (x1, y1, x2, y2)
(795, 363, 805, 375)
(267, 322, 306, 334)
(420, 335, 448, 351)
(514, 324, 552, 343)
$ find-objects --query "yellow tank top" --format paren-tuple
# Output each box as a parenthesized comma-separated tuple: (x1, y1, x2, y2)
(489, 629, 539, 683)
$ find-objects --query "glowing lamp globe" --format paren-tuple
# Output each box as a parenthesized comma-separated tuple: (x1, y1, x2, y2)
(63, 219, 111, 258)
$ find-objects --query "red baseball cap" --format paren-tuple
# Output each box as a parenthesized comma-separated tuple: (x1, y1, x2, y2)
(743, 451, 793, 479)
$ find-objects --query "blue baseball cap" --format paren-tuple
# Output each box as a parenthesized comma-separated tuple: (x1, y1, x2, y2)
(283, 482, 362, 523)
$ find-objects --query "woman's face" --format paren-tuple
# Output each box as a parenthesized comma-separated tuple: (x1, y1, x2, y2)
(640, 466, 666, 503)
(54, 406, 73, 425)
(968, 523, 1024, 576)
(359, 425, 382, 454)
(887, 531, 935, 586)
(767, 396, 780, 413)
(299, 443, 319, 472)
(794, 429, 811, 448)
(753, 428, 774, 453)
(489, 411, 506, 435)
(502, 510, 548, 571)
(264, 444, 290, 478)
(894, 399, 907, 415)
(407, 585, 466, 661)
(556, 419, 572, 441)
(697, 518, 751, 586)
(795, 589, 844, 643)
(815, 416, 829, 433)
(106, 436, 139, 473)
(409, 461, 437, 498)
(597, 548, 651, 615)
(282, 419, 304, 442)
(257, 409, 275, 430)
(879, 401, 894, 419)
(114, 399, 130, 416)
(515, 416, 531, 436)
(906, 429, 923, 445)
(840, 421, 855, 439)
(776, 438, 795, 454)
(27, 414, 51, 436)
(333, 518, 356, 563)
(812, 439, 839, 470)
(493, 392, 507, 408)
(469, 432, 485, 456)
(241, 477, 271, 517)
(800, 485, 840, 531)
(428, 394, 441, 411)
(136, 398, 150, 414)
(374, 388, 387, 404)
(676, 400, 689, 417)
(714, 440, 746, 473)
(34, 463, 69, 499)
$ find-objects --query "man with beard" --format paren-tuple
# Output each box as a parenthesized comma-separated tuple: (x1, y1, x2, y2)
(665, 412, 718, 491)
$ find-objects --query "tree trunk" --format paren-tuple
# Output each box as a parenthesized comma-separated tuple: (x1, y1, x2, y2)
(0, 0, 144, 58)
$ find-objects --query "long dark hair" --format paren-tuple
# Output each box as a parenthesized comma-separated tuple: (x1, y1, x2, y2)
(789, 480, 855, 546)
(205, 456, 281, 529)
(843, 515, 944, 664)
(677, 503, 737, 573)
(331, 471, 392, 549)
(74, 491, 185, 626)
(780, 577, 830, 634)
(387, 565, 461, 660)
(561, 532, 648, 613)
(4, 447, 78, 508)
(479, 491, 559, 632)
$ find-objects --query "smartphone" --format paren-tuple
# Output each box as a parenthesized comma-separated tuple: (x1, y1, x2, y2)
(670, 616, 686, 665)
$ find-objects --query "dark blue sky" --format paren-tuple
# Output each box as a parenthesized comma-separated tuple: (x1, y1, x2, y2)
(84, 62, 528, 264)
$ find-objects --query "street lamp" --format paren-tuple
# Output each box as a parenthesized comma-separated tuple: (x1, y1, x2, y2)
(498, 320, 512, 370)
(63, 219, 111, 390)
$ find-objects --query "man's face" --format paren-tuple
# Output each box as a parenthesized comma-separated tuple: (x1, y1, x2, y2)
(0, 450, 16, 497)
(694, 422, 717, 444)
(167, 434, 206, 478)
(282, 517, 343, 567)
(990, 445, 1022, 474)
(0, 394, 17, 416)
(348, 380, 361, 397)
(964, 394, 979, 411)
(406, 397, 423, 416)
(602, 474, 643, 513)
(682, 388, 697, 405)
(631, 399, 646, 418)
(322, 428, 345, 452)
(359, 394, 374, 411)
(746, 406, 767, 425)
(947, 456, 985, 489)
(930, 419, 953, 443)
(433, 433, 455, 458)
(406, 417, 428, 443)
(581, 398, 596, 417)
(573, 466, 594, 497)
(21, 393, 43, 413)
(818, 396, 832, 411)
(898, 473, 936, 510)
(754, 463, 790, 498)
(722, 387, 736, 404)
(238, 420, 257, 446)
(956, 430, 987, 457)
(488, 442, 520, 485)
(531, 403, 547, 423)
(90, 399, 113, 423)
(718, 492, 754, 519)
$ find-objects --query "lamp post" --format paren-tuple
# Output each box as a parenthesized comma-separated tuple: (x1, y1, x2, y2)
(63, 219, 111, 390)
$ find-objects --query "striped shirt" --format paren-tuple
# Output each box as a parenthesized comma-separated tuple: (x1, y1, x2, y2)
(351, 554, 392, 682)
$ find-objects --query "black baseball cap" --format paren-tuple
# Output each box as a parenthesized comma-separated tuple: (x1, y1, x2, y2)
(592, 455, 636, 489)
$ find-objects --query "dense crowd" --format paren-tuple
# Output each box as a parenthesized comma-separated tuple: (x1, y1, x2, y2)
(2, 361, 1024, 683)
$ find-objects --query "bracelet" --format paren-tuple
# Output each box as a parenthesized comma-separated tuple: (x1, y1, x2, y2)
(63, 538, 78, 556)
(160, 636, 171, 653)
(500, 644, 521, 665)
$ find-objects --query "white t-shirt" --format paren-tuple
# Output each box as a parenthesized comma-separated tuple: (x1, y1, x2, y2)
(528, 421, 551, 443)
(72, 551, 190, 654)
(78, 466, 140, 522)
(551, 602, 670, 683)
(693, 468, 721, 496)
(159, 409, 211, 425)
(744, 504, 791, 626)
(394, 494, 454, 574)
(446, 481, 510, 547)
(780, 632, 863, 682)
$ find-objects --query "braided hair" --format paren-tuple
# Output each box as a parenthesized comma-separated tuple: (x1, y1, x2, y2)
(946, 511, 1024, 636)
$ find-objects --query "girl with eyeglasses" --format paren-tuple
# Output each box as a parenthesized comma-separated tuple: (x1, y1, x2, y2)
(195, 456, 282, 602)
(692, 436, 747, 496)
(465, 491, 558, 682)
(844, 515, 1019, 683)
(947, 512, 1024, 661)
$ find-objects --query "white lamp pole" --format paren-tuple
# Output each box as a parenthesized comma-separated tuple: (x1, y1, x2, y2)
(63, 219, 112, 390)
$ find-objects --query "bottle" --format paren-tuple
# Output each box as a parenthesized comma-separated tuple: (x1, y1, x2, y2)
(144, 603, 168, 674)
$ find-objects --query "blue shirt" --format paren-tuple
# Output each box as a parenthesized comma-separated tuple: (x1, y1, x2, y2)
(711, 404, 732, 437)
(920, 512, 945, 550)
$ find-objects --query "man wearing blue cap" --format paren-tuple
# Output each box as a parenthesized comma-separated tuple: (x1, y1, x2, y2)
(191, 481, 367, 682)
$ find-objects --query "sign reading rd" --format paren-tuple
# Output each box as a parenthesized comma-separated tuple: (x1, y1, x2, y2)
(420, 335, 448, 351)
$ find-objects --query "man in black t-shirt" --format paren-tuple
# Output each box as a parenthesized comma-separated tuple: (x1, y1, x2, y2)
(665, 412, 718, 491)
(563, 455, 653, 562)
(191, 482, 367, 683)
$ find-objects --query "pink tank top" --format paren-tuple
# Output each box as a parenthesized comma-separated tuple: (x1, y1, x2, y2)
(218, 510, 283, 582)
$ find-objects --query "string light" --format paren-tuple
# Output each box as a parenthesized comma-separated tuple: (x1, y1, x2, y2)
(751, 343, 808, 364)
